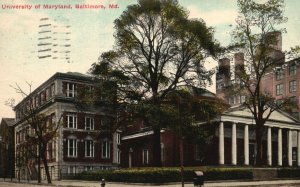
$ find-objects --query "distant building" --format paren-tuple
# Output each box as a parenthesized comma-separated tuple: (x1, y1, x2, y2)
(14, 72, 120, 180)
(261, 57, 300, 119)
(215, 32, 300, 167)
(0, 118, 15, 178)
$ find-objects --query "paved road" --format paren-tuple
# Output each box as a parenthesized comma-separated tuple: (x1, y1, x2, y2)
(0, 179, 300, 187)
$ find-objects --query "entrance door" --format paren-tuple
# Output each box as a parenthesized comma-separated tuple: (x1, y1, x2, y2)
(249, 143, 256, 165)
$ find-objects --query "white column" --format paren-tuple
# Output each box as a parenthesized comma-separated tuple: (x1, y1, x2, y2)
(278, 128, 282, 166)
(244, 124, 249, 165)
(267, 127, 272, 166)
(219, 122, 224, 165)
(297, 131, 300, 166)
(232, 123, 237, 165)
(288, 129, 293, 166)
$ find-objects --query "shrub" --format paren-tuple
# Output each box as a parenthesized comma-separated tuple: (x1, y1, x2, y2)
(277, 168, 300, 178)
(68, 167, 253, 183)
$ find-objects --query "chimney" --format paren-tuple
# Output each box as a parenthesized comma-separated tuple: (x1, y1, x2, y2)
(234, 53, 245, 75)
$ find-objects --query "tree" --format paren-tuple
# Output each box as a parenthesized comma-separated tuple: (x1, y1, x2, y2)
(230, 0, 299, 166)
(91, 0, 219, 166)
(161, 87, 228, 187)
(8, 83, 62, 183)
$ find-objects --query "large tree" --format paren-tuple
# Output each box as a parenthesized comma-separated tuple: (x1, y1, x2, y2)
(91, 0, 220, 166)
(230, 0, 299, 166)
(9, 83, 62, 183)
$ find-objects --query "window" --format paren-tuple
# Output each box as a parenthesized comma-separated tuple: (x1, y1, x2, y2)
(35, 96, 39, 108)
(52, 140, 56, 159)
(45, 88, 50, 101)
(102, 140, 110, 159)
(66, 83, 76, 97)
(276, 69, 284, 80)
(289, 80, 297, 92)
(240, 95, 246, 103)
(229, 96, 235, 105)
(84, 166, 93, 171)
(276, 84, 284, 95)
(85, 140, 94, 157)
(50, 84, 55, 97)
(67, 114, 77, 129)
(67, 139, 77, 157)
(68, 166, 77, 175)
(116, 133, 121, 145)
(289, 64, 297, 76)
(143, 149, 149, 165)
(85, 116, 94, 130)
(40, 92, 45, 105)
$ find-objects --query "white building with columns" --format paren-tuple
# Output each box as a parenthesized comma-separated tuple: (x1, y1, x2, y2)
(216, 105, 300, 167)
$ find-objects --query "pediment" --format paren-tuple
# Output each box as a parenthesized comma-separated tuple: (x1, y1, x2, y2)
(223, 105, 299, 124)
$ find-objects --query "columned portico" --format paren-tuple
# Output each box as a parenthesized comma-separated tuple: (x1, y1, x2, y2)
(278, 128, 282, 166)
(267, 127, 272, 166)
(244, 124, 249, 165)
(232, 123, 237, 165)
(219, 122, 224, 165)
(218, 106, 300, 167)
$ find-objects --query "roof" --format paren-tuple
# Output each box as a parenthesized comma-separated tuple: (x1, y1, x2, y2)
(0, 118, 15, 127)
(221, 105, 300, 128)
(14, 72, 98, 109)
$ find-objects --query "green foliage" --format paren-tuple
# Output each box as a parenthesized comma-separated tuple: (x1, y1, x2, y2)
(277, 168, 300, 178)
(67, 167, 253, 183)
(89, 0, 222, 166)
(229, 0, 295, 166)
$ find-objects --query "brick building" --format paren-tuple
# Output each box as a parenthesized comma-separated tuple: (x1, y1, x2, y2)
(215, 32, 300, 167)
(261, 57, 300, 119)
(121, 105, 300, 167)
(0, 118, 15, 178)
(216, 31, 285, 107)
(14, 72, 120, 180)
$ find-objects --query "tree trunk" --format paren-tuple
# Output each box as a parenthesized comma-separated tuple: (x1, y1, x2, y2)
(41, 144, 52, 184)
(37, 143, 41, 183)
(255, 124, 264, 166)
(153, 127, 162, 167)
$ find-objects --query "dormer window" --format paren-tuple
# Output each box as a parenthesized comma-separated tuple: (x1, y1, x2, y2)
(66, 83, 76, 98)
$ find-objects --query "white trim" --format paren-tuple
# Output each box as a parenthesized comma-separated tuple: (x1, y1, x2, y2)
(122, 130, 154, 140)
(122, 129, 167, 140)
(221, 115, 300, 130)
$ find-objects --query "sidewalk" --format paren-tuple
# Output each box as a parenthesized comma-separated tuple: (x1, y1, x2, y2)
(54, 179, 300, 187)
(1, 179, 300, 187)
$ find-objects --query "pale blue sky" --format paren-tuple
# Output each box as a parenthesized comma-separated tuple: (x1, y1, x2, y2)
(0, 0, 299, 118)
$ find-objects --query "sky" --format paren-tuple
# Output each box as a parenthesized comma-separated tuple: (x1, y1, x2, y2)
(0, 0, 299, 119)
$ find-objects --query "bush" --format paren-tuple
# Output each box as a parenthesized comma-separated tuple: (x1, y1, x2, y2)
(68, 167, 253, 183)
(277, 168, 300, 178)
